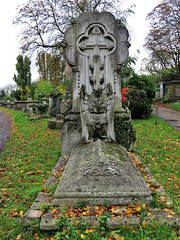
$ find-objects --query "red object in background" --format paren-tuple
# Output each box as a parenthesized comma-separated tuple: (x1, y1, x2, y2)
(121, 88, 129, 102)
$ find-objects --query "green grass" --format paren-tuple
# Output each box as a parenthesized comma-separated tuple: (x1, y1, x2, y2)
(133, 116, 180, 212)
(0, 108, 179, 240)
(0, 108, 61, 239)
(167, 102, 180, 111)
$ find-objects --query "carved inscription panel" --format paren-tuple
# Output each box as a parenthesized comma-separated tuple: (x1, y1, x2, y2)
(57, 140, 150, 193)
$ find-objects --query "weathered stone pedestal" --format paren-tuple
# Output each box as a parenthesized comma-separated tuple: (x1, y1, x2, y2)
(48, 119, 63, 130)
(53, 140, 152, 207)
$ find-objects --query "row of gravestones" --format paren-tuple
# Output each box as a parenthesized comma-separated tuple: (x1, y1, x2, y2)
(0, 87, 136, 151)
(0, 89, 67, 127)
(28, 89, 69, 125)
(0, 98, 17, 109)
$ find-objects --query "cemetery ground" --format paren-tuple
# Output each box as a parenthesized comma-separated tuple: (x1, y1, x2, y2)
(0, 107, 179, 240)
(155, 101, 180, 112)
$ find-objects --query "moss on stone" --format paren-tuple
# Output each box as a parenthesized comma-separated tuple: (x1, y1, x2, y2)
(114, 113, 136, 151)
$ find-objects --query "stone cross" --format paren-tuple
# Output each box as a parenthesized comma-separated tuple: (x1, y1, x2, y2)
(65, 12, 130, 113)
(77, 24, 116, 89)
(61, 12, 130, 155)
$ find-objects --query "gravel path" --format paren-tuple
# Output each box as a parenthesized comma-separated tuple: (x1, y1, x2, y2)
(152, 105, 180, 132)
(0, 109, 12, 153)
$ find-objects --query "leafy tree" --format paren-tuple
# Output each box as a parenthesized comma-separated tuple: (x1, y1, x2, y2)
(13, 90, 21, 101)
(36, 53, 65, 87)
(29, 81, 38, 100)
(121, 56, 137, 87)
(144, 0, 180, 73)
(36, 80, 55, 98)
(0, 89, 5, 99)
(157, 67, 180, 82)
(125, 73, 156, 119)
(13, 55, 31, 99)
(13, 0, 134, 55)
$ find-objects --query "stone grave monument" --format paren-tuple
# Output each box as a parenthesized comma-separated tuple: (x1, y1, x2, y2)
(27, 92, 49, 120)
(36, 92, 48, 116)
(48, 89, 64, 129)
(53, 12, 152, 206)
(49, 89, 62, 117)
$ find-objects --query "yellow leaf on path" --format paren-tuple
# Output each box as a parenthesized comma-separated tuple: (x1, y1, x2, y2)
(141, 204, 146, 209)
(85, 228, 94, 234)
(51, 208, 57, 214)
(82, 211, 87, 215)
(115, 234, 125, 240)
(159, 196, 165, 202)
(75, 230, 81, 236)
(81, 234, 86, 239)
(34, 233, 39, 240)
(164, 209, 176, 215)
(16, 234, 21, 240)
(135, 205, 141, 212)
(89, 228, 94, 233)
(167, 214, 173, 218)
(19, 210, 23, 217)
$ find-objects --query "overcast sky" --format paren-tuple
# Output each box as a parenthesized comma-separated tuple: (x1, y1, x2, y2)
(0, 0, 161, 89)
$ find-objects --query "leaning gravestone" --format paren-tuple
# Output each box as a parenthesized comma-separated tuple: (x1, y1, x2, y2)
(53, 12, 152, 206)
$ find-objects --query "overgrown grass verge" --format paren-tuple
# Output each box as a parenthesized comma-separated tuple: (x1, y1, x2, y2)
(0, 108, 61, 239)
(156, 101, 180, 111)
(0, 109, 179, 239)
(133, 115, 180, 213)
(167, 102, 180, 111)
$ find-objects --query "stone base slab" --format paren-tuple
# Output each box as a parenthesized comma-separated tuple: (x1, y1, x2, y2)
(40, 213, 59, 231)
(20, 210, 43, 226)
(54, 140, 152, 207)
(39, 209, 180, 231)
(142, 209, 180, 226)
(53, 195, 152, 207)
(20, 152, 179, 230)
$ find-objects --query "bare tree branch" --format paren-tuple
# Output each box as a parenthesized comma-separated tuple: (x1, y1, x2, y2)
(144, 0, 180, 71)
(13, 0, 132, 55)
